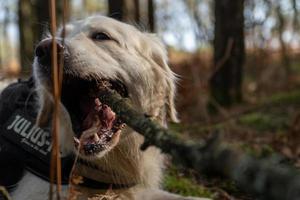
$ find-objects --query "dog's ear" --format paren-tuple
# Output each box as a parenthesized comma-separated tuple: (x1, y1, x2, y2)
(144, 34, 179, 123)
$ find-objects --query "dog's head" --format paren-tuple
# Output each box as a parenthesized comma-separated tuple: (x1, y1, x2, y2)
(33, 16, 178, 159)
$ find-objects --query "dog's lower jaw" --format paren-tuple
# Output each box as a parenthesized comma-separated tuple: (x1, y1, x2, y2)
(75, 129, 164, 188)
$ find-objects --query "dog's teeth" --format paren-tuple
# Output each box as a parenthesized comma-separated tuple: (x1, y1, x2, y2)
(120, 123, 126, 129)
(95, 98, 101, 105)
(93, 133, 100, 142)
(74, 137, 80, 147)
(94, 98, 102, 111)
(106, 131, 114, 138)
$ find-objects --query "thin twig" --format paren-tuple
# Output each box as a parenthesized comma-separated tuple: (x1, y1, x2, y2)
(0, 186, 12, 200)
(67, 147, 81, 200)
(49, 0, 62, 199)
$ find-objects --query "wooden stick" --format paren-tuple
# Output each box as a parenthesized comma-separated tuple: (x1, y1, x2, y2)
(97, 86, 300, 200)
(96, 86, 206, 166)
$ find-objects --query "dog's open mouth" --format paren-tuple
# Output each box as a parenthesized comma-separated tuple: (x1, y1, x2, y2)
(61, 76, 128, 156)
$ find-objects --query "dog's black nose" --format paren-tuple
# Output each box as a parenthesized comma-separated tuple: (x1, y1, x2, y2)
(35, 38, 64, 66)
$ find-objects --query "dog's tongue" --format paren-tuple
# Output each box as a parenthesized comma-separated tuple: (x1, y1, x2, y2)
(81, 98, 115, 130)
(78, 98, 116, 145)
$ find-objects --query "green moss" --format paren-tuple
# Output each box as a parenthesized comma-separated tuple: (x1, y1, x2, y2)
(238, 112, 289, 132)
(217, 180, 239, 194)
(164, 175, 214, 198)
(169, 122, 223, 136)
(240, 143, 275, 158)
(260, 145, 275, 157)
(163, 168, 215, 198)
(266, 90, 300, 106)
(290, 61, 300, 73)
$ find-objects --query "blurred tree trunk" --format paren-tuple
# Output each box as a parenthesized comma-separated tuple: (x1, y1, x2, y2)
(108, 0, 140, 23)
(275, 3, 291, 77)
(18, 0, 34, 73)
(0, 5, 10, 67)
(292, 0, 299, 31)
(134, 0, 140, 24)
(148, 0, 155, 32)
(108, 0, 156, 32)
(18, 0, 65, 73)
(33, 0, 50, 41)
(108, 0, 124, 21)
(210, 0, 245, 107)
(33, 0, 67, 41)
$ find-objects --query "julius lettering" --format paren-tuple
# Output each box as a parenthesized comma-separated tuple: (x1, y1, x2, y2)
(6, 114, 52, 154)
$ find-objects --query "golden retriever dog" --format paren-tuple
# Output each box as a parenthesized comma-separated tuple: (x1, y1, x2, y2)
(11, 16, 210, 200)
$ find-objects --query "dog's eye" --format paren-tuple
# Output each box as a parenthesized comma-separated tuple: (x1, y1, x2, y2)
(92, 32, 111, 41)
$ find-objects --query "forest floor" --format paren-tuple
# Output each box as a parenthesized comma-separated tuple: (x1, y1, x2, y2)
(163, 50, 300, 200)
(164, 89, 300, 200)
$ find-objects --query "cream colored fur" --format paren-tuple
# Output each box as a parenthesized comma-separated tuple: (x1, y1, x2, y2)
(13, 16, 210, 200)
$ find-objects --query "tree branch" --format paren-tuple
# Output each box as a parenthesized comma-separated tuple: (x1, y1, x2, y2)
(97, 87, 300, 200)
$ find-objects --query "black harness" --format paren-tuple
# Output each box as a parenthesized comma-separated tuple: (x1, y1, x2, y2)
(0, 78, 132, 194)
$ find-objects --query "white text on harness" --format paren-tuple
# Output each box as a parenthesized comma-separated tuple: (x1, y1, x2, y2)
(6, 114, 52, 155)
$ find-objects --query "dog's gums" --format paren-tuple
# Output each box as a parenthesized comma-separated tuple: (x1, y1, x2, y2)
(73, 97, 126, 155)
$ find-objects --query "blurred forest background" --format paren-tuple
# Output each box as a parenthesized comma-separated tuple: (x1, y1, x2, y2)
(1, 0, 300, 199)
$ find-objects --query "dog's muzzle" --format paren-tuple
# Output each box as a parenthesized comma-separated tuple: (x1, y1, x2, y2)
(35, 38, 66, 69)
(34, 38, 128, 156)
